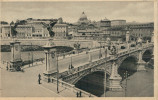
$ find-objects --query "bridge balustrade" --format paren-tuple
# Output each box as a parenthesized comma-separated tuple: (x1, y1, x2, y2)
(51, 77, 96, 97)
(73, 87, 96, 97)
(58, 43, 154, 84)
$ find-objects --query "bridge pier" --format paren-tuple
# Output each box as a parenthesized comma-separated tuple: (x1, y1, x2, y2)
(43, 39, 57, 82)
(137, 50, 146, 71)
(109, 61, 122, 91)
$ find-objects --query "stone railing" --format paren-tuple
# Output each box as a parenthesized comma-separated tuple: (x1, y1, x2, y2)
(50, 77, 96, 97)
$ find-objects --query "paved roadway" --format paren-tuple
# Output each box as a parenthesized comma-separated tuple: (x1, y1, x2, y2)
(57, 47, 129, 73)
(0, 63, 78, 97)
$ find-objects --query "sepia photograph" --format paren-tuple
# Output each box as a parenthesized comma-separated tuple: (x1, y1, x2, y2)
(0, 0, 156, 98)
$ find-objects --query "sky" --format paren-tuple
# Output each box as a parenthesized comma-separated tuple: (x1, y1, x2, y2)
(0, 1, 154, 23)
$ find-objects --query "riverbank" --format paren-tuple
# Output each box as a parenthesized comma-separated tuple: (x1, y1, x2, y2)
(1, 45, 74, 52)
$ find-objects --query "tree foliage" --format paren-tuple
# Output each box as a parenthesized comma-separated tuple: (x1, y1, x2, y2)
(47, 22, 57, 37)
(0, 21, 8, 25)
(74, 43, 80, 50)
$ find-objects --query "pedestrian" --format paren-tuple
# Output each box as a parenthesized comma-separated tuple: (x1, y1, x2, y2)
(38, 74, 41, 80)
(6, 66, 8, 70)
(6, 62, 8, 70)
(38, 78, 41, 84)
(71, 65, 74, 69)
(76, 92, 79, 97)
(79, 91, 82, 97)
(68, 65, 71, 70)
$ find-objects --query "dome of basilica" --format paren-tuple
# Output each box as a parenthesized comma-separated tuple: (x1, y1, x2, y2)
(79, 12, 88, 21)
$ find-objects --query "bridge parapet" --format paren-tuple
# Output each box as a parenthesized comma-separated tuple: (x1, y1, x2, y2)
(57, 43, 153, 83)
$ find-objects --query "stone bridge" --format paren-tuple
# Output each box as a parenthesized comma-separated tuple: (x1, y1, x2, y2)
(43, 42, 153, 91)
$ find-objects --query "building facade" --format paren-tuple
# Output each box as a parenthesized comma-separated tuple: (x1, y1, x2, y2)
(16, 25, 33, 38)
(111, 20, 126, 26)
(98, 17, 111, 28)
(0, 25, 12, 38)
(26, 22, 50, 38)
(52, 24, 68, 39)
(129, 22, 154, 41)
(103, 22, 154, 42)
(1, 22, 50, 39)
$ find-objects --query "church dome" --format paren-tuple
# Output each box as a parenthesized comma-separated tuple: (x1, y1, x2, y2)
(79, 12, 88, 21)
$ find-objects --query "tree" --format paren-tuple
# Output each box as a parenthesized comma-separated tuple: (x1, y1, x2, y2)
(10, 20, 22, 37)
(74, 43, 80, 54)
(0, 21, 8, 25)
(9, 21, 17, 37)
(47, 22, 57, 37)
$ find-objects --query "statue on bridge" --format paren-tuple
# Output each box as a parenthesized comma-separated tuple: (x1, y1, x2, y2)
(108, 43, 118, 55)
(106, 37, 111, 46)
(136, 37, 143, 47)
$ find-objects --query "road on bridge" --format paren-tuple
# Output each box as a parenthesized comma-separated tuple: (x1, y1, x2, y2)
(57, 47, 130, 73)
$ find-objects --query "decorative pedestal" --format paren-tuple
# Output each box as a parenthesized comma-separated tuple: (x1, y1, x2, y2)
(137, 60, 146, 71)
(109, 75, 122, 91)
(109, 61, 122, 91)
(137, 50, 146, 71)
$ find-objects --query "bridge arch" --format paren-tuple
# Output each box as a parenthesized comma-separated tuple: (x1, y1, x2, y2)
(142, 49, 153, 62)
(75, 70, 110, 97)
(118, 56, 138, 79)
(72, 68, 110, 85)
(117, 55, 138, 68)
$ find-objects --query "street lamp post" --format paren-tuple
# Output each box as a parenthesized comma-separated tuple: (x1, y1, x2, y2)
(124, 71, 130, 97)
(56, 54, 59, 93)
(31, 43, 33, 66)
(104, 69, 106, 97)
(28, 52, 30, 67)
(99, 42, 102, 59)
